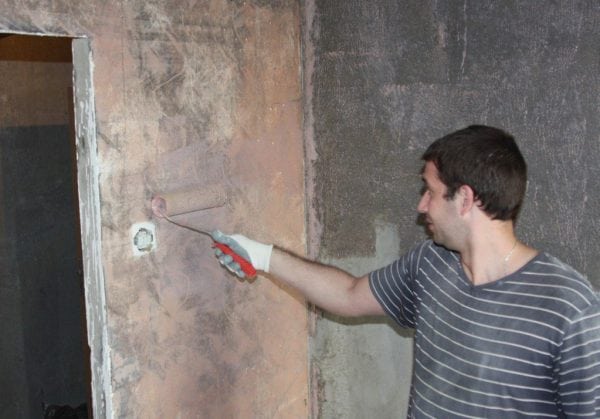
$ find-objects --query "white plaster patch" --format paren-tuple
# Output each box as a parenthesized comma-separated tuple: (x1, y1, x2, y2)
(131, 222, 157, 256)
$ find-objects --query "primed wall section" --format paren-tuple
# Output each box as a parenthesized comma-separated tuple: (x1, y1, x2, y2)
(0, 1, 307, 417)
(306, 1, 600, 417)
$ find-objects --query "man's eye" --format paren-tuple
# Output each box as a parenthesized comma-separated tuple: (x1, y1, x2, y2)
(420, 185, 429, 196)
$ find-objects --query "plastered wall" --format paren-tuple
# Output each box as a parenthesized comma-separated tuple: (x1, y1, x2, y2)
(0, 1, 307, 418)
(305, 1, 600, 417)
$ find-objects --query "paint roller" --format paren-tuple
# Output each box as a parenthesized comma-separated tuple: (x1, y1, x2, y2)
(151, 187, 257, 278)
(151, 186, 226, 218)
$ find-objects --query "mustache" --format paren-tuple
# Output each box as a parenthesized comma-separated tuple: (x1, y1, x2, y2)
(416, 213, 429, 226)
(416, 214, 434, 239)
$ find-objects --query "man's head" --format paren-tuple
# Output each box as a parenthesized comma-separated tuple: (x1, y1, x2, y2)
(421, 125, 527, 222)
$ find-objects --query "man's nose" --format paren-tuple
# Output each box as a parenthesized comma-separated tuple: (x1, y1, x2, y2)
(417, 194, 428, 214)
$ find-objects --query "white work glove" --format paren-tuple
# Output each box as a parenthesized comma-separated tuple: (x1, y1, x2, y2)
(211, 230, 273, 278)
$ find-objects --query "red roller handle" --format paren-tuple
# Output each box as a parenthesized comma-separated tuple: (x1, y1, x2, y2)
(213, 243, 257, 278)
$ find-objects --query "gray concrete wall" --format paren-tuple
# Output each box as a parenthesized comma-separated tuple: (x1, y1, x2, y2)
(304, 1, 600, 417)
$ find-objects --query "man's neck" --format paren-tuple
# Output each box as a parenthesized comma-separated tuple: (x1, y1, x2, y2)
(459, 221, 536, 286)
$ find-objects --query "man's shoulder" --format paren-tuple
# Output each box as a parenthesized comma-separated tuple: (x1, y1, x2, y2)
(520, 252, 599, 310)
(528, 252, 590, 284)
(371, 240, 456, 279)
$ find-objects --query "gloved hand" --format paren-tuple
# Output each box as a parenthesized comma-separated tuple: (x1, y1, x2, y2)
(210, 231, 273, 278)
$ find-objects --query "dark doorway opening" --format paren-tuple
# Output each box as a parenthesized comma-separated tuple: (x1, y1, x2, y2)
(0, 34, 91, 418)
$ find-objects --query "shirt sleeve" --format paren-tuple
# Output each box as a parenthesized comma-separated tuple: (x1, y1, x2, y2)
(368, 241, 427, 329)
(556, 302, 600, 417)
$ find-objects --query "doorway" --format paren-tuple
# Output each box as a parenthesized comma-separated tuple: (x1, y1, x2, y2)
(0, 34, 92, 418)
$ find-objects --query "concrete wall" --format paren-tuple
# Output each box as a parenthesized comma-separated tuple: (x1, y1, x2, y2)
(0, 1, 307, 418)
(305, 1, 600, 417)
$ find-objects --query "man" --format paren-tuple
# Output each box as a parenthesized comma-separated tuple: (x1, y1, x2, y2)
(213, 125, 600, 417)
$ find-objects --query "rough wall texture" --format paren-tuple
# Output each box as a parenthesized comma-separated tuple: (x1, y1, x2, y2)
(306, 1, 600, 417)
(0, 1, 307, 418)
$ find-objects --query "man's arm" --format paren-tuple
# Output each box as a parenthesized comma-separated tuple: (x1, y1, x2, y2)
(212, 231, 385, 317)
(269, 248, 385, 317)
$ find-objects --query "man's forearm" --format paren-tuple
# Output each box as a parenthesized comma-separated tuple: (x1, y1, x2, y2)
(211, 231, 384, 317)
(268, 247, 384, 317)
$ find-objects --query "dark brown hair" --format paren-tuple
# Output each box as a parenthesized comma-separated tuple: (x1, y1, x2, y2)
(422, 125, 527, 221)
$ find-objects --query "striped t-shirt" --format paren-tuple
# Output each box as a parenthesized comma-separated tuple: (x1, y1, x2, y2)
(369, 240, 600, 418)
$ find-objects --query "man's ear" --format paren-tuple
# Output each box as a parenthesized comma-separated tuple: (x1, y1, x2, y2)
(458, 185, 476, 215)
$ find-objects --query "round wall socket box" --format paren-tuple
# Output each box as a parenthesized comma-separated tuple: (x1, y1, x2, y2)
(131, 222, 156, 256)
